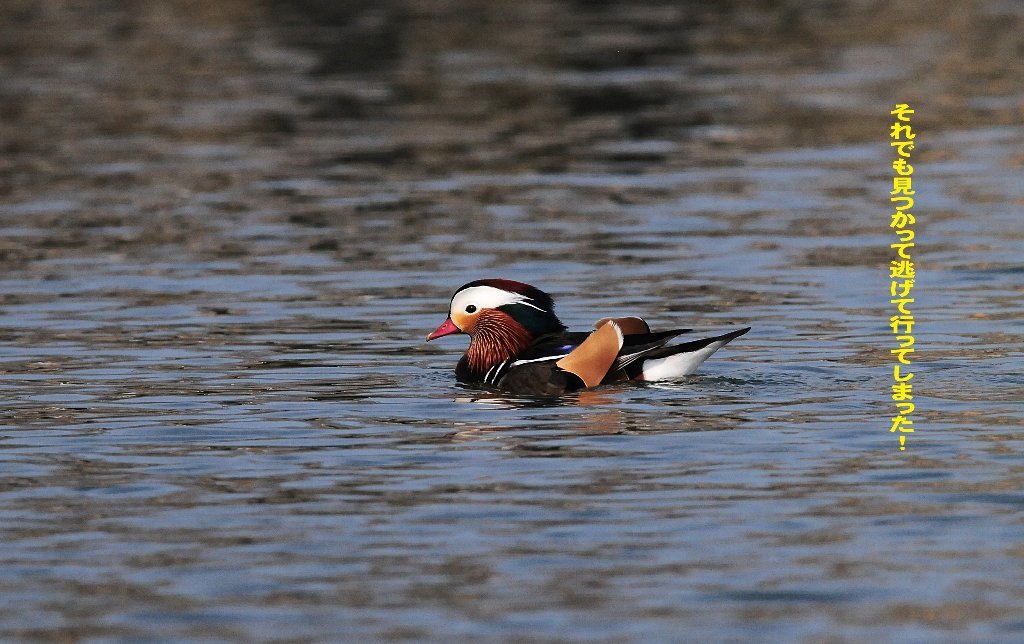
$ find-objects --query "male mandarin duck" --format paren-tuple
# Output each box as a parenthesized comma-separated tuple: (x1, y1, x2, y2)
(426, 279, 750, 395)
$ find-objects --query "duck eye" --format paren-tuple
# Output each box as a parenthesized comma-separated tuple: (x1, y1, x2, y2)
(465, 305, 477, 313)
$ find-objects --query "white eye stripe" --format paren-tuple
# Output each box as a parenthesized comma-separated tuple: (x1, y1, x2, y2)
(450, 286, 544, 316)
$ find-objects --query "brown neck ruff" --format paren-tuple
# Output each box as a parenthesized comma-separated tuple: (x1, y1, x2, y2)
(463, 309, 534, 378)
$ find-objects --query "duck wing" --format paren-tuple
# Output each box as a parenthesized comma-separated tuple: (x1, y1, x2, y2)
(626, 327, 751, 381)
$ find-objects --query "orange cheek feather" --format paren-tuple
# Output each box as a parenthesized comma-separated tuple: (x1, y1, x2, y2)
(451, 311, 475, 333)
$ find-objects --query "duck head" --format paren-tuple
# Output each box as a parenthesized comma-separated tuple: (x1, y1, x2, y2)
(427, 279, 565, 341)
(426, 279, 566, 378)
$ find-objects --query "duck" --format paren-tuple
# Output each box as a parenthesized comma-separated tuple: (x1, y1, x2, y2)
(426, 279, 749, 395)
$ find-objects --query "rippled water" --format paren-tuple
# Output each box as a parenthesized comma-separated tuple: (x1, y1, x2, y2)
(1, 1, 1022, 641)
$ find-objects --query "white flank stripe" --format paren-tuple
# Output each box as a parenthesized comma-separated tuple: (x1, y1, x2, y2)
(640, 340, 728, 381)
(510, 355, 566, 367)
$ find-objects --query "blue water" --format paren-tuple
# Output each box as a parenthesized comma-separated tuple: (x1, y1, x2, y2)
(1, 1, 1022, 641)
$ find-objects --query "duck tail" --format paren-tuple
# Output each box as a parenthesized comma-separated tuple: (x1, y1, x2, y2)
(634, 327, 750, 381)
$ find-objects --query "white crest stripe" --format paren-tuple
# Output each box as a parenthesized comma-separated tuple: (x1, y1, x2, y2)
(451, 285, 545, 317)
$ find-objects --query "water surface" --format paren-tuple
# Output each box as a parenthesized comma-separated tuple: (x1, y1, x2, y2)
(1, 1, 1022, 641)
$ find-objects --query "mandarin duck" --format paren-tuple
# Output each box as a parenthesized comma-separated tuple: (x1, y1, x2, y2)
(426, 279, 749, 395)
